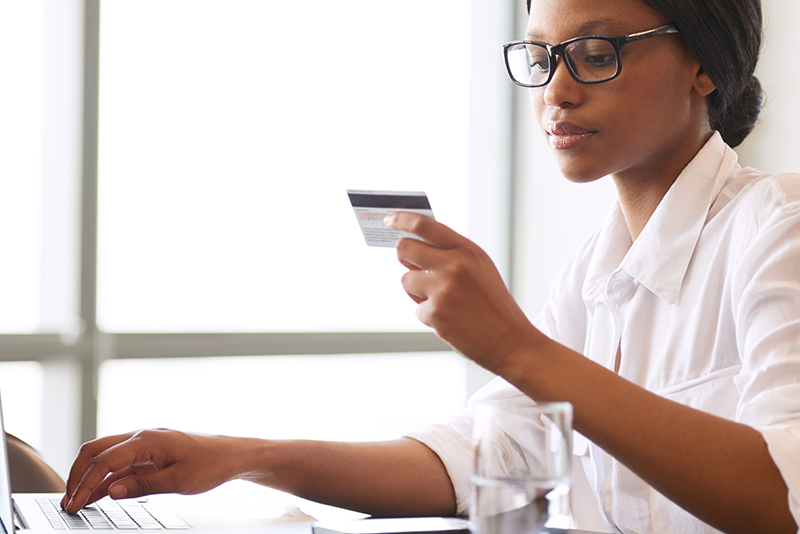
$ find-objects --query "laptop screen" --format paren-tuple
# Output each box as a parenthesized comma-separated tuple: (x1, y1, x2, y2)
(0, 393, 16, 534)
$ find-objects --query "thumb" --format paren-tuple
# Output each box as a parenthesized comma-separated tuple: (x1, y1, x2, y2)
(83, 466, 136, 506)
(108, 469, 175, 500)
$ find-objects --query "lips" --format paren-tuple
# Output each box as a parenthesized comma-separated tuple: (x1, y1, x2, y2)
(546, 121, 597, 150)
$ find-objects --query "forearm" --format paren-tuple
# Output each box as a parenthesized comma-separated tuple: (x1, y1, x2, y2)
(502, 334, 796, 534)
(234, 437, 457, 517)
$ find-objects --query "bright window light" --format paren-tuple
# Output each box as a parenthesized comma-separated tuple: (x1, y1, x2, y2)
(97, 1, 470, 332)
(98, 353, 467, 442)
(0, 362, 44, 450)
(0, 1, 45, 332)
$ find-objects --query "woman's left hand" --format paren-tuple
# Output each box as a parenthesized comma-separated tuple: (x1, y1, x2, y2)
(384, 211, 539, 374)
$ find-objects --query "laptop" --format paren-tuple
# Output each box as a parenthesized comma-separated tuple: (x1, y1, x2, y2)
(0, 392, 315, 534)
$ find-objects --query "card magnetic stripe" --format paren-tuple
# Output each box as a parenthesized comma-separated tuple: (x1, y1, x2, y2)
(348, 193, 431, 210)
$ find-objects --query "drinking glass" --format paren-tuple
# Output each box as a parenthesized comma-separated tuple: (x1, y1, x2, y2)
(471, 402, 573, 534)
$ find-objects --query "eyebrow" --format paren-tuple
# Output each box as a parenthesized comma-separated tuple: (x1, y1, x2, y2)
(525, 17, 630, 42)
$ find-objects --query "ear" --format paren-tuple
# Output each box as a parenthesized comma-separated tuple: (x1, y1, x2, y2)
(693, 67, 716, 97)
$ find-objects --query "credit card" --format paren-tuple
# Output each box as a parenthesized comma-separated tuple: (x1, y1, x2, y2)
(347, 189, 435, 247)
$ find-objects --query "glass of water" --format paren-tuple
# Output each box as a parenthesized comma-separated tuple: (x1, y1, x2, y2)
(471, 401, 573, 534)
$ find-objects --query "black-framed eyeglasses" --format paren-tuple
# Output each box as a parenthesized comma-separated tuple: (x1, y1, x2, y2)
(502, 24, 679, 88)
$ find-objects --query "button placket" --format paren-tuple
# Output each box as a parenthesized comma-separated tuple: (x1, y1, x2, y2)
(584, 279, 628, 529)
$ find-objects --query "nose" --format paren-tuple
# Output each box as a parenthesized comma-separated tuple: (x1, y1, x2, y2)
(542, 55, 582, 108)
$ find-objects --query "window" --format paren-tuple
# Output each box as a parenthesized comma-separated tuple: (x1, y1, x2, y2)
(89, 1, 481, 480)
(96, 0, 470, 332)
(0, 362, 44, 450)
(98, 353, 467, 442)
(0, 1, 46, 332)
(0, 0, 510, 479)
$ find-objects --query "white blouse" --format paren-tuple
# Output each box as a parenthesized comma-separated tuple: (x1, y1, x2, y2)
(407, 132, 800, 533)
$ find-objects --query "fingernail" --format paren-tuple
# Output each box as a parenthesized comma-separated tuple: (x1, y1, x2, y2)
(383, 213, 396, 227)
(109, 484, 127, 500)
(66, 498, 74, 512)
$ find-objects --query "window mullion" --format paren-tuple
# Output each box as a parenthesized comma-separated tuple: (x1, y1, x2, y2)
(77, 0, 101, 444)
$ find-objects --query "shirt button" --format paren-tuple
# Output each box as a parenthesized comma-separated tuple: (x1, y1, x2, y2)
(606, 273, 635, 302)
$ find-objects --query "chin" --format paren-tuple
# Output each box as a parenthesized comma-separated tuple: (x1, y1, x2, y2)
(554, 159, 609, 184)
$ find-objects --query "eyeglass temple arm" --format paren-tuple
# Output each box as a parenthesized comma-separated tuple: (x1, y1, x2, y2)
(623, 24, 679, 44)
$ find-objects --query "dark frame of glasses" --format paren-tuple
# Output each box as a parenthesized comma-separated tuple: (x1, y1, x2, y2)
(502, 23, 679, 88)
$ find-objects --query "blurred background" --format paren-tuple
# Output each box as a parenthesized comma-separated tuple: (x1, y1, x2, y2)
(0, 0, 796, 480)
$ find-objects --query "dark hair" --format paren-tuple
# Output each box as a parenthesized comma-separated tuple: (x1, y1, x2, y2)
(525, 0, 763, 147)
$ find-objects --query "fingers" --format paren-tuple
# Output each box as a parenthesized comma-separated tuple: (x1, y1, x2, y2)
(70, 466, 180, 513)
(83, 466, 137, 507)
(400, 270, 434, 307)
(63, 432, 136, 509)
(384, 212, 464, 251)
(385, 210, 533, 369)
(78, 461, 157, 508)
(414, 298, 437, 329)
(386, 211, 477, 318)
(105, 466, 183, 501)
(394, 231, 449, 273)
(62, 430, 238, 514)
(63, 432, 163, 513)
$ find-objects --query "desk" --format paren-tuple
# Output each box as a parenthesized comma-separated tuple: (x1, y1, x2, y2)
(159, 483, 610, 534)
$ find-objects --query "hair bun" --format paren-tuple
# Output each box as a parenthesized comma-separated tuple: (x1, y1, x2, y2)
(712, 76, 763, 148)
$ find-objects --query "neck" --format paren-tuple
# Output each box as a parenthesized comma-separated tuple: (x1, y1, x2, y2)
(612, 129, 713, 240)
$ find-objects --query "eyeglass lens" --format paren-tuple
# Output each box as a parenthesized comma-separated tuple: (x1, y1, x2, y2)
(507, 38, 619, 86)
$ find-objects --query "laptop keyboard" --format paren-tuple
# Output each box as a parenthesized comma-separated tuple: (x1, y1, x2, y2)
(36, 498, 190, 530)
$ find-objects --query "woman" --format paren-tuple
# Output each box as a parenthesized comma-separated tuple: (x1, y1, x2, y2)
(62, 0, 800, 532)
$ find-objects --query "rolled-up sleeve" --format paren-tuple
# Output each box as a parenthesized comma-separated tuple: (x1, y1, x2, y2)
(405, 419, 474, 515)
(405, 377, 538, 515)
(761, 426, 800, 524)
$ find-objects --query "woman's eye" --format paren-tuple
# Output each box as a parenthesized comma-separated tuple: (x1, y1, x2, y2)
(584, 53, 616, 67)
(530, 59, 549, 72)
(526, 48, 549, 72)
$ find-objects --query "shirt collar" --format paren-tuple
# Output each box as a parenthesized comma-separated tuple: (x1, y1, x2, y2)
(582, 132, 739, 305)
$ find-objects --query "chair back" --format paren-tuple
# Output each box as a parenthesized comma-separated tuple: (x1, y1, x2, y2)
(5, 433, 65, 493)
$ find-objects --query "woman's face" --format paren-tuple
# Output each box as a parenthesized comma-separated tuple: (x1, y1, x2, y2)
(527, 0, 713, 184)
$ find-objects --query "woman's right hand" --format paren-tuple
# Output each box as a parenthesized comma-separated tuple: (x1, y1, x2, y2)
(61, 428, 244, 513)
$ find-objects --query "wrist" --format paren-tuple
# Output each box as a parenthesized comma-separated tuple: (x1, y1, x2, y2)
(492, 326, 552, 383)
(494, 328, 559, 398)
(225, 437, 277, 485)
